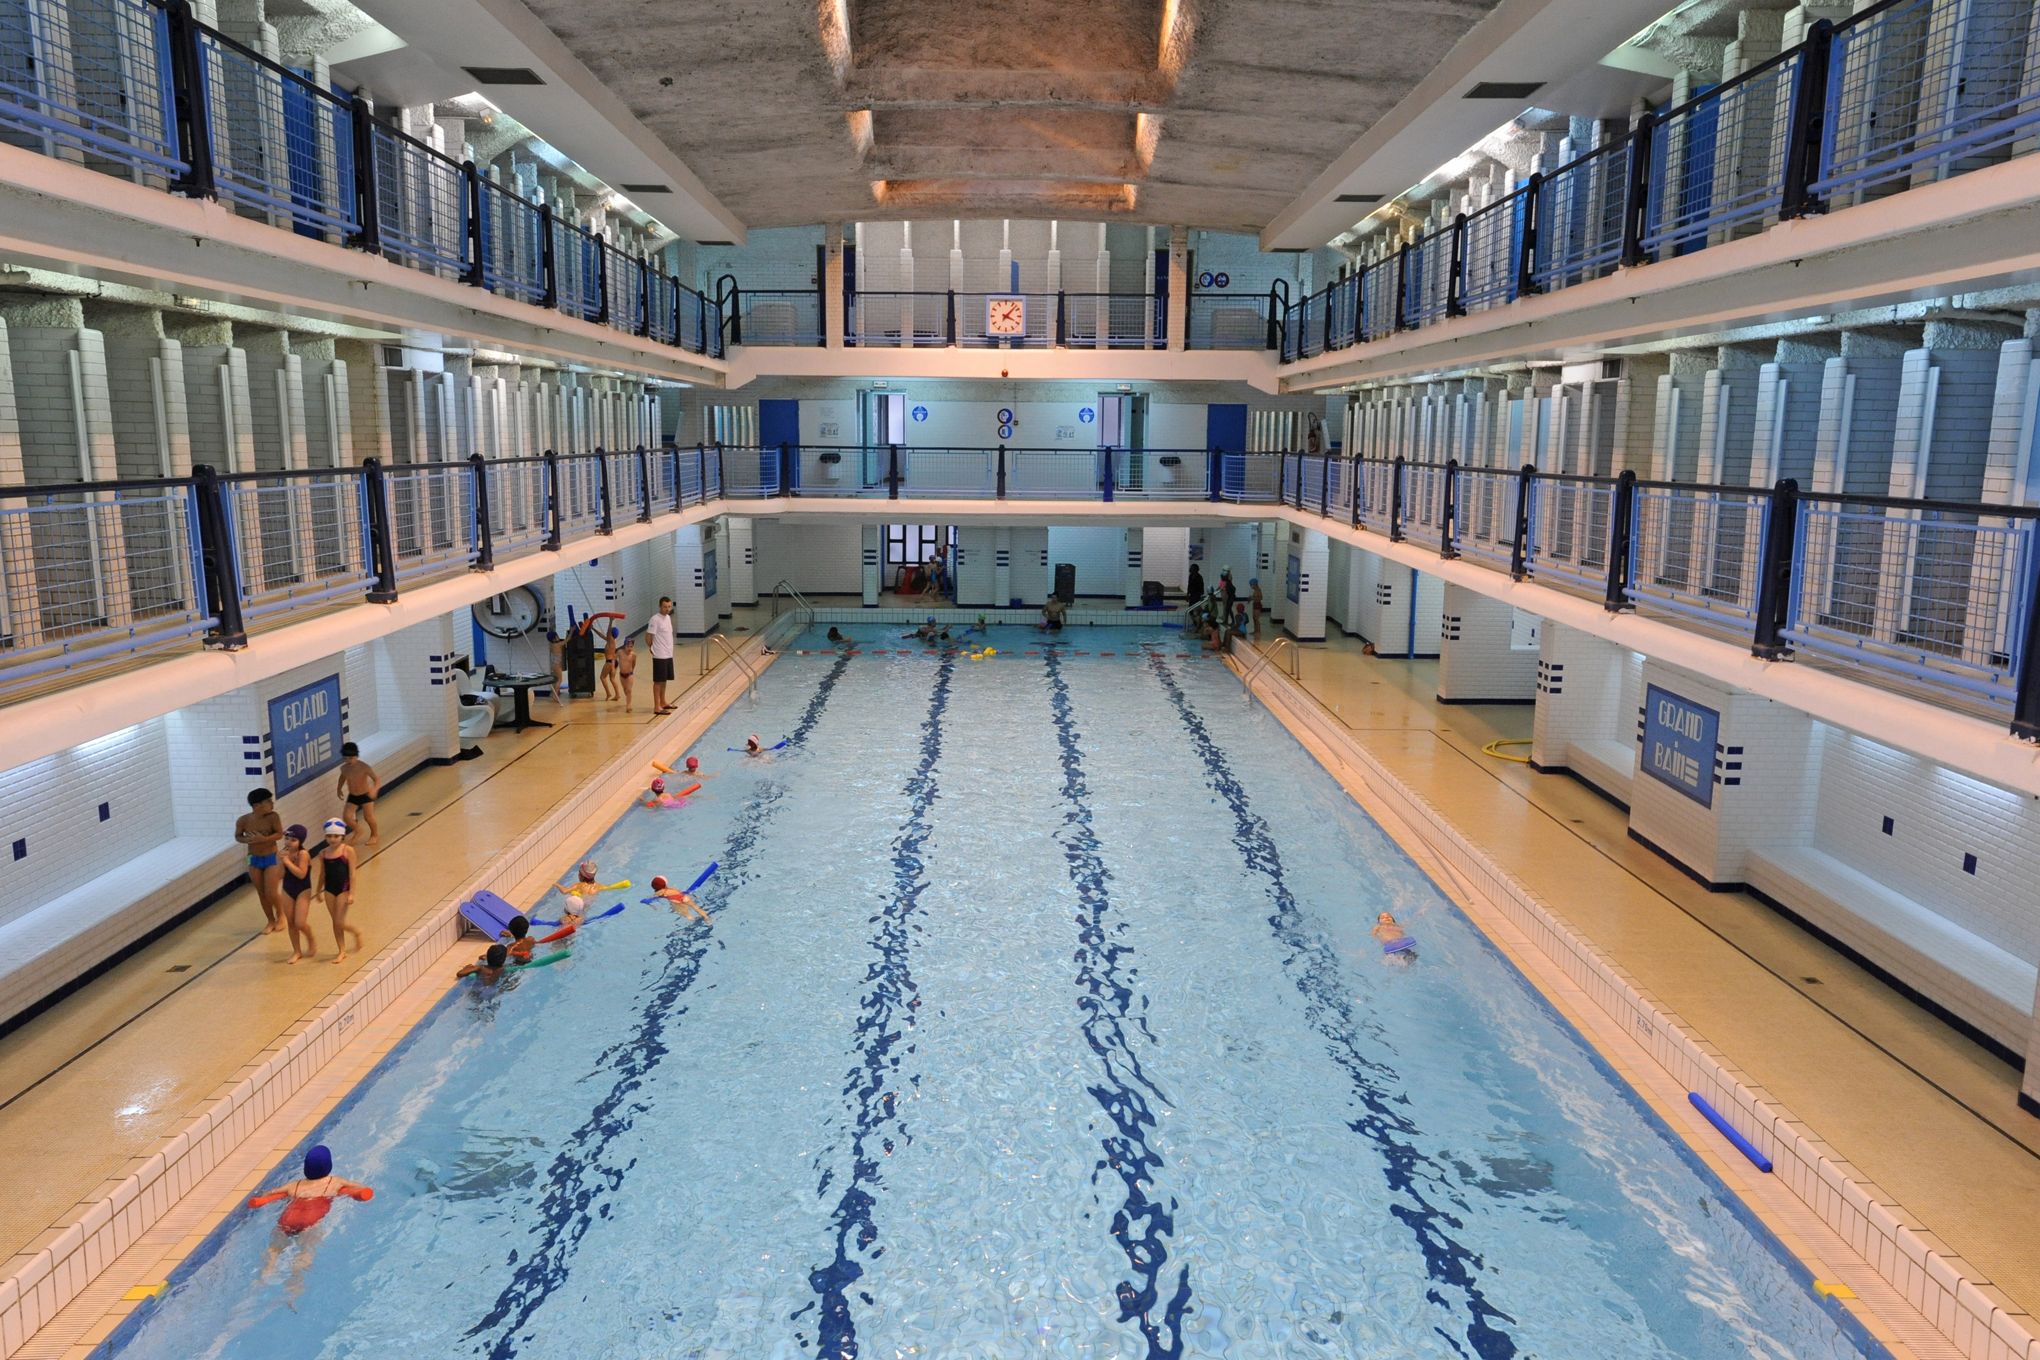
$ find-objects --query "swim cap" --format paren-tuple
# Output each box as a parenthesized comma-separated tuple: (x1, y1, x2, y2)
(651, 875, 669, 891)
(578, 860, 598, 879)
(684, 756, 699, 772)
(508, 915, 529, 938)
(304, 1145, 332, 1180)
(651, 777, 666, 793)
(285, 824, 308, 843)
(322, 818, 346, 836)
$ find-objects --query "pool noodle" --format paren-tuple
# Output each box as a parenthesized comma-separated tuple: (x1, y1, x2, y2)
(686, 862, 719, 892)
(1382, 937, 1417, 955)
(727, 740, 790, 752)
(460, 890, 520, 937)
(513, 949, 571, 970)
(1687, 1092, 1773, 1172)
(532, 902, 625, 927)
(651, 760, 674, 774)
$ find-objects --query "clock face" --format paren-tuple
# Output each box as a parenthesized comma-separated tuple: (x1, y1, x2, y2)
(986, 295, 1026, 335)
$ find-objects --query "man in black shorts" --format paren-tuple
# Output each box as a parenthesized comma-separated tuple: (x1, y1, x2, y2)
(648, 596, 677, 715)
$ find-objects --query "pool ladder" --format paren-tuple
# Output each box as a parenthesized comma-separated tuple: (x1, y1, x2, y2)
(768, 580, 817, 622)
(699, 632, 760, 701)
(1233, 636, 1300, 687)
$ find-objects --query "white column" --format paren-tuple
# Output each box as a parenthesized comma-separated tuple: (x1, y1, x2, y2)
(1123, 527, 1144, 606)
(993, 526, 1013, 606)
(1283, 527, 1328, 641)
(726, 515, 757, 606)
(861, 524, 881, 606)
(668, 524, 710, 635)
(1437, 584, 1539, 703)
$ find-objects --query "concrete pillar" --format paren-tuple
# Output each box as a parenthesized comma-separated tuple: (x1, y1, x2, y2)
(1166, 225, 1189, 351)
(1529, 620, 1641, 801)
(861, 523, 881, 606)
(726, 515, 757, 606)
(1282, 526, 1328, 641)
(668, 524, 710, 635)
(1123, 527, 1144, 606)
(993, 526, 1013, 606)
(1437, 585, 1539, 703)
(824, 223, 845, 348)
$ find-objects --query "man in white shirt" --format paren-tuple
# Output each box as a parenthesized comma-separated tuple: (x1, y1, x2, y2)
(647, 596, 676, 715)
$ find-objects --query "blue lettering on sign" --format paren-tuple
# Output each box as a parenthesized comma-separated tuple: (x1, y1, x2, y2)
(267, 675, 343, 796)
(911, 405, 928, 422)
(1213, 272, 1229, 288)
(1285, 554, 1300, 604)
(1642, 683, 1718, 807)
(1078, 407, 1094, 424)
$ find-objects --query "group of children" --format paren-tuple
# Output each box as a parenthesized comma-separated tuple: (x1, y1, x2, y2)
(232, 743, 379, 965)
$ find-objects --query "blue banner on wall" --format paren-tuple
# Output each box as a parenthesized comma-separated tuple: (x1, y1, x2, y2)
(269, 675, 343, 795)
(1642, 683, 1718, 807)
(703, 544, 719, 602)
(1285, 553, 1301, 604)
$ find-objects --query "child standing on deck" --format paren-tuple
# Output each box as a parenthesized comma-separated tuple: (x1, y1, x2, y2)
(335, 742, 380, 847)
(318, 819, 364, 963)
(601, 627, 621, 701)
(617, 635, 639, 711)
(279, 825, 318, 964)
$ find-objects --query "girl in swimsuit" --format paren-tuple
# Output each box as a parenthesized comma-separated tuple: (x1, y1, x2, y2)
(318, 819, 364, 964)
(247, 1145, 372, 1304)
(278, 825, 318, 964)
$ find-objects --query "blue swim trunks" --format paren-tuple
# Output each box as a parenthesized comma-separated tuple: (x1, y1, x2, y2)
(248, 852, 278, 869)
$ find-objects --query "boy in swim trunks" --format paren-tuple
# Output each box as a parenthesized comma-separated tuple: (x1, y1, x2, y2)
(234, 788, 285, 935)
(600, 627, 621, 701)
(247, 1144, 372, 1305)
(617, 635, 639, 711)
(334, 743, 380, 847)
(457, 942, 510, 983)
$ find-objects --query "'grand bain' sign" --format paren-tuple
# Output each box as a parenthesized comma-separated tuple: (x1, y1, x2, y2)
(269, 674, 343, 795)
(1641, 683, 1717, 808)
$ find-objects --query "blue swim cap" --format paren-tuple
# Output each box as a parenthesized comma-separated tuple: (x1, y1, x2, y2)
(304, 1144, 332, 1180)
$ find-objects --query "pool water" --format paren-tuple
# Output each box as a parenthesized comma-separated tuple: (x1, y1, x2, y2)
(100, 627, 1885, 1359)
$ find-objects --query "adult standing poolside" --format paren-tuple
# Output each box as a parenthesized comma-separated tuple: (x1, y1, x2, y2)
(647, 596, 676, 715)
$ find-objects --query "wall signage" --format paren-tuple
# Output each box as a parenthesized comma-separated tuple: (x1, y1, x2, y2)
(1077, 407, 1095, 424)
(1285, 554, 1301, 603)
(1213, 271, 1229, 288)
(1198, 271, 1214, 288)
(911, 405, 928, 422)
(268, 675, 343, 796)
(703, 544, 719, 601)
(1642, 683, 1718, 807)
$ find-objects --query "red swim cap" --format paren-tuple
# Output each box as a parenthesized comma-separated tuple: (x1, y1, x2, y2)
(651, 875, 669, 891)
(684, 756, 699, 772)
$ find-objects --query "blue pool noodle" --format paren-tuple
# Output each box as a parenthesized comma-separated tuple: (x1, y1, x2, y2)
(687, 862, 719, 892)
(1382, 937, 1416, 955)
(728, 741, 790, 751)
(531, 902, 625, 928)
(1687, 1093, 1773, 1173)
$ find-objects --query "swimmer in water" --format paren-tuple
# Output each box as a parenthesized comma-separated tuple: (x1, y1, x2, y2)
(457, 943, 510, 982)
(647, 875, 711, 924)
(247, 1145, 372, 1305)
(556, 860, 602, 901)
(684, 755, 701, 775)
(744, 734, 763, 755)
(826, 626, 846, 643)
(640, 776, 691, 809)
(1372, 911, 1416, 962)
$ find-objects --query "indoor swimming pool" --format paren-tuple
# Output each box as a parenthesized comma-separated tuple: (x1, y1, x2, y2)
(99, 625, 1887, 1359)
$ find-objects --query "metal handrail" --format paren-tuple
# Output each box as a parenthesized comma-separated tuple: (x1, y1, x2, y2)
(1233, 636, 1301, 688)
(698, 631, 759, 700)
(768, 579, 816, 619)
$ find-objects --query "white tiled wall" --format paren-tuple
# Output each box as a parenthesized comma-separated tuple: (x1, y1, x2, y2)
(752, 518, 864, 595)
(0, 721, 177, 925)
(1529, 621, 1641, 801)
(1046, 526, 1126, 596)
(1436, 584, 1539, 702)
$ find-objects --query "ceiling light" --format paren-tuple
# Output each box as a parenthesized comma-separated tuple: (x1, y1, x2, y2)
(1464, 80, 1542, 99)
(619, 183, 672, 195)
(1335, 193, 1383, 204)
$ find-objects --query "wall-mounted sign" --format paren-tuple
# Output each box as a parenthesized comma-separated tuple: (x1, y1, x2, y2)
(911, 405, 929, 422)
(818, 421, 840, 438)
(1642, 683, 1718, 807)
(1055, 426, 1075, 440)
(1285, 554, 1301, 604)
(1213, 272, 1230, 288)
(998, 422, 1015, 440)
(1198, 271, 1214, 288)
(1077, 407, 1095, 424)
(997, 408, 1014, 424)
(268, 674, 343, 796)
(702, 544, 719, 601)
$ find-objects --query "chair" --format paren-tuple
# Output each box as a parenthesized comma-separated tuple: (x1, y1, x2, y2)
(447, 665, 495, 743)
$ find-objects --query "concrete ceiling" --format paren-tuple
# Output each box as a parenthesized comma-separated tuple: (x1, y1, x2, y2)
(513, 0, 1502, 232)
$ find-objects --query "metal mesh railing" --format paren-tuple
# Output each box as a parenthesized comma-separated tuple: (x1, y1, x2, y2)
(0, 0, 184, 178)
(1453, 468, 1524, 567)
(1404, 234, 1454, 327)
(1002, 449, 1096, 500)
(554, 222, 603, 323)
(222, 471, 370, 618)
(477, 179, 546, 306)
(553, 453, 604, 539)
(385, 463, 472, 582)
(602, 448, 649, 520)
(198, 28, 357, 238)
(718, 446, 780, 498)
(487, 458, 548, 556)
(1644, 52, 1798, 258)
(1185, 293, 1270, 349)
(1459, 189, 1526, 312)
(845, 292, 950, 347)
(604, 244, 644, 334)
(371, 122, 467, 276)
(1063, 294, 1161, 349)
(1355, 459, 1397, 530)
(1362, 264, 1400, 342)
(1532, 139, 1631, 291)
(1786, 498, 2035, 703)
(1817, 0, 2040, 205)
(1629, 485, 1769, 626)
(1525, 477, 1616, 591)
(732, 288, 822, 346)
(1402, 462, 1450, 547)
(899, 447, 997, 497)
(0, 486, 209, 679)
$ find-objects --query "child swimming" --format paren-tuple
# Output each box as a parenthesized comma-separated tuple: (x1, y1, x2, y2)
(247, 1144, 372, 1306)
(647, 874, 711, 924)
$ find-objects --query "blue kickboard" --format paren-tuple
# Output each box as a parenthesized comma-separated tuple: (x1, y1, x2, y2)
(460, 890, 521, 937)
(1382, 936, 1417, 955)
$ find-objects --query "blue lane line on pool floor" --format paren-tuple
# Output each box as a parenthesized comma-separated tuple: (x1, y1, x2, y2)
(1043, 647, 1193, 1358)
(1142, 650, 1521, 1360)
(801, 654, 955, 1358)
(464, 650, 858, 1360)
